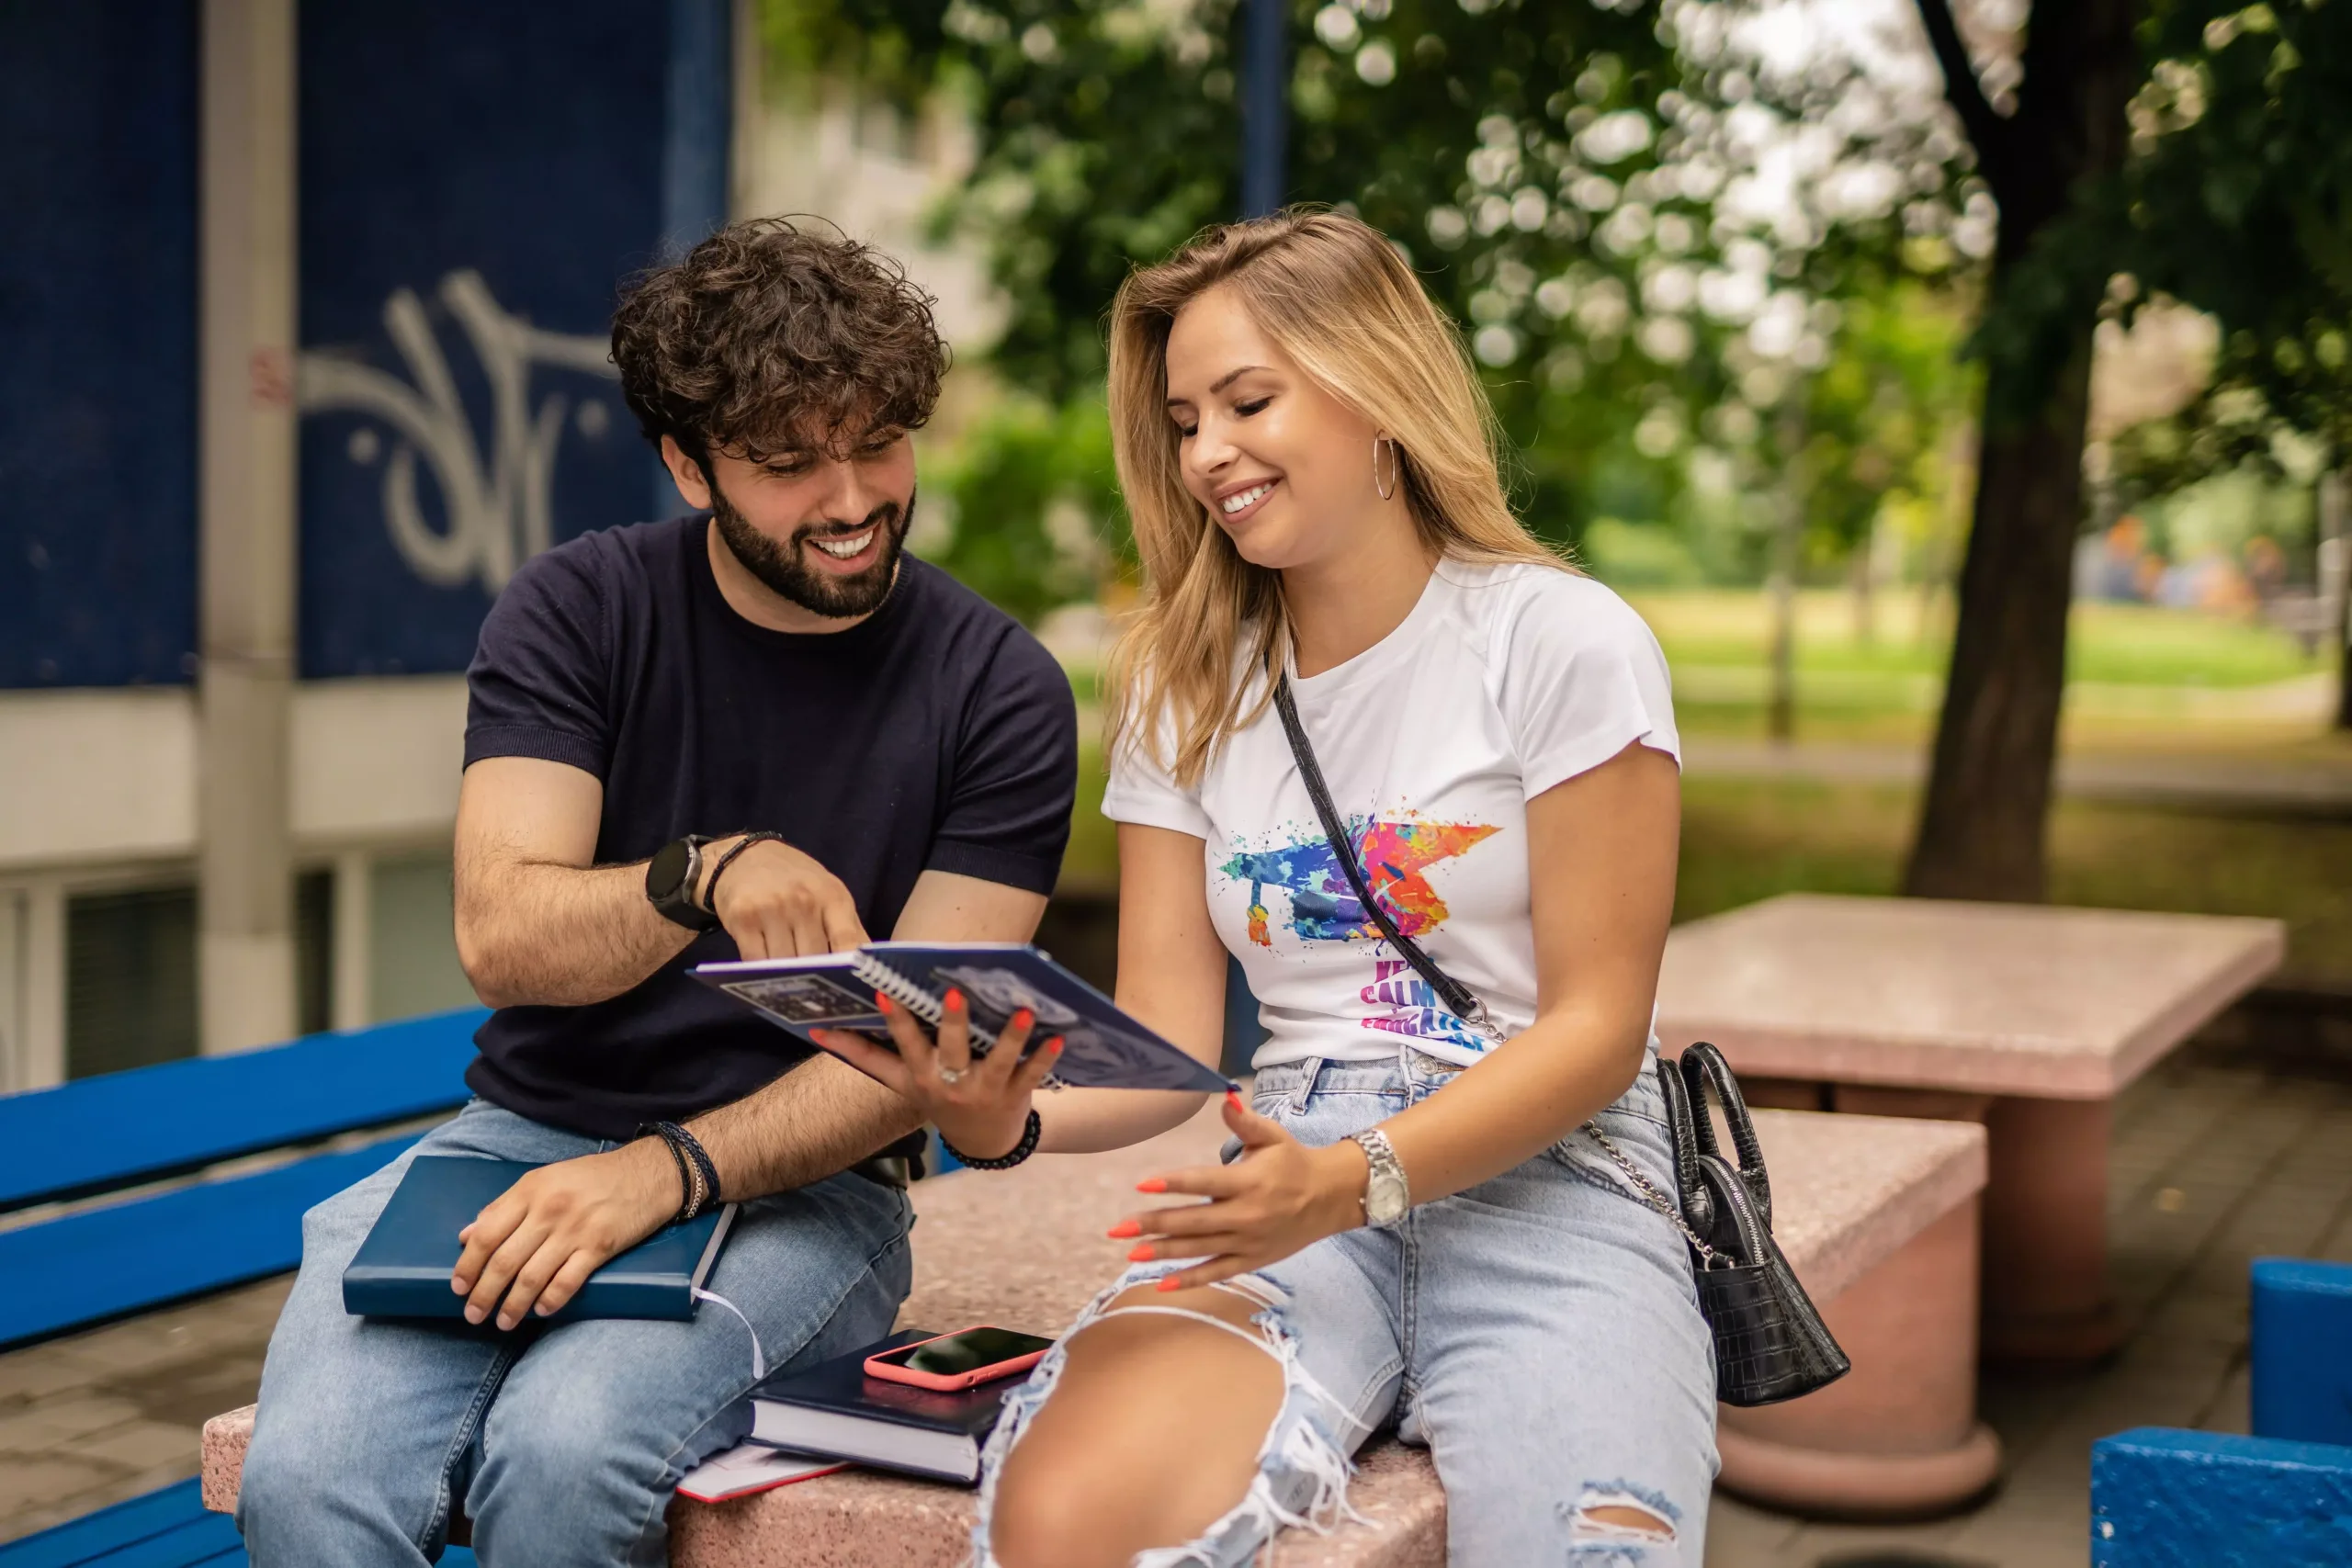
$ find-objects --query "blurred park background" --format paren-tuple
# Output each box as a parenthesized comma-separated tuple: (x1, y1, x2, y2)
(3, 0, 2349, 1086)
(6, 1, 2352, 1559)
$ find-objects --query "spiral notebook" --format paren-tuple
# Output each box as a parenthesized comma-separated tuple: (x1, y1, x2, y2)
(694, 942, 1231, 1094)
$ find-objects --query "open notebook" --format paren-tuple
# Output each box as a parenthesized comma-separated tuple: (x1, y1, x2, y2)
(695, 942, 1231, 1094)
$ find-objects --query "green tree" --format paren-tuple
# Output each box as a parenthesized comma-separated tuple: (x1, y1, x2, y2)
(1905, 0, 2352, 896)
(922, 391, 1127, 624)
(2110, 0, 2352, 728)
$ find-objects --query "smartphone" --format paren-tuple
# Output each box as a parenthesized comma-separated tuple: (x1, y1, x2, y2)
(863, 1325, 1055, 1391)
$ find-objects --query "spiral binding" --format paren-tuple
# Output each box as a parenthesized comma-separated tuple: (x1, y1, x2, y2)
(854, 955, 1067, 1091)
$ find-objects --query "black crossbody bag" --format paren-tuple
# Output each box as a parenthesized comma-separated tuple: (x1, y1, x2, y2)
(1272, 673, 1849, 1406)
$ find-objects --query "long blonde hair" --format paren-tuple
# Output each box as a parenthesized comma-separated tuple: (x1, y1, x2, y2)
(1103, 207, 1569, 786)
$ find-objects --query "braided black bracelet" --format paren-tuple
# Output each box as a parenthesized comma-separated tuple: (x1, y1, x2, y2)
(637, 1123, 698, 1224)
(650, 1120, 723, 1216)
(940, 1109, 1042, 1171)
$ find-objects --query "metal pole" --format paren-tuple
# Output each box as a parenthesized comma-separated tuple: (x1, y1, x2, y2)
(1239, 0, 1286, 218)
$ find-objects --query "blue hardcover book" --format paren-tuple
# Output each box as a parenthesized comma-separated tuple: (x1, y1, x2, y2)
(694, 942, 1232, 1094)
(343, 1156, 735, 1323)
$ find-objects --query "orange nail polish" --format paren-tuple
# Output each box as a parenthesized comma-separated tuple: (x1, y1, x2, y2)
(1156, 1277, 1182, 1292)
(875, 994, 894, 1016)
(1226, 1090, 1246, 1113)
(1136, 1178, 1167, 1194)
(1012, 1008, 1035, 1031)
(1107, 1219, 1140, 1238)
(1049, 1038, 1065, 1054)
(1127, 1244, 1155, 1262)
(944, 988, 965, 1014)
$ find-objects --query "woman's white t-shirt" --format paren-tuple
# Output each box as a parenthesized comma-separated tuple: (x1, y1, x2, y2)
(1102, 558, 1679, 1071)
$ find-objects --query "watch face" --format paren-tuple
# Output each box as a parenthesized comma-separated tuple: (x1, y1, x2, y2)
(1366, 1173, 1409, 1225)
(647, 837, 694, 901)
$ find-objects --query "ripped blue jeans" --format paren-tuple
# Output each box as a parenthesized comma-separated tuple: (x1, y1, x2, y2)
(971, 1046, 1719, 1567)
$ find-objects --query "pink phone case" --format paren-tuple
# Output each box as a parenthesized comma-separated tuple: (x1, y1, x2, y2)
(863, 1328, 1051, 1391)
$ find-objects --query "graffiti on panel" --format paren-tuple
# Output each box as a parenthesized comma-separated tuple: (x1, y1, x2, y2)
(299, 270, 618, 595)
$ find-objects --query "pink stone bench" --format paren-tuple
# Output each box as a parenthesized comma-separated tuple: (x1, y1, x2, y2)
(201, 1098, 1991, 1552)
(1657, 893, 2285, 1363)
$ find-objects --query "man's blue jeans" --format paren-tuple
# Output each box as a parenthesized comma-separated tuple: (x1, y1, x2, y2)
(237, 1100, 913, 1567)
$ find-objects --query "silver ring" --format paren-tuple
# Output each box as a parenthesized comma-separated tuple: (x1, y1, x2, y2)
(937, 1066, 965, 1085)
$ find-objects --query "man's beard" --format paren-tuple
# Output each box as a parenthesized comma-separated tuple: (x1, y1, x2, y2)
(708, 478, 913, 620)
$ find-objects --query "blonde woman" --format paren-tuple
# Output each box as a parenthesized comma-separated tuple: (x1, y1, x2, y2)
(818, 209, 1713, 1567)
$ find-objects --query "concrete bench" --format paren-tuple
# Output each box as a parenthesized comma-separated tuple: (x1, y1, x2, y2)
(1657, 893, 2285, 1363)
(200, 1094, 1990, 1551)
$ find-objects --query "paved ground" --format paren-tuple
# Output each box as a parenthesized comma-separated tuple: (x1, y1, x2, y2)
(0, 1275, 290, 1543)
(6, 1033, 2351, 1559)
(1706, 1037, 2352, 1568)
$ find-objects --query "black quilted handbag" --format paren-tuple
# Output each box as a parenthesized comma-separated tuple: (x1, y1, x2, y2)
(1272, 673, 1849, 1409)
(1657, 1042, 1850, 1405)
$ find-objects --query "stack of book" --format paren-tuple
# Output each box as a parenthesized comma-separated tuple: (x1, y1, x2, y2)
(680, 1329, 1020, 1499)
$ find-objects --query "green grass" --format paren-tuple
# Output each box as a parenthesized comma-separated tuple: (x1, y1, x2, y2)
(1612, 589, 2335, 746)
(1679, 775, 2352, 987)
(1626, 589, 2324, 689)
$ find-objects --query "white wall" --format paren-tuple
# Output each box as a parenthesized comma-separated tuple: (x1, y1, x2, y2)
(0, 676, 472, 1087)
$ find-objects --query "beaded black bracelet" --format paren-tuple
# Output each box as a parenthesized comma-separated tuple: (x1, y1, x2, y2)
(940, 1109, 1043, 1171)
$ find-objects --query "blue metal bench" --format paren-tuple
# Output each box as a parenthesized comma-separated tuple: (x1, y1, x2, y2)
(0, 1008, 483, 1350)
(0, 1478, 481, 1568)
(2251, 1257, 2352, 1449)
(0, 1010, 485, 1565)
(2091, 1427, 2352, 1567)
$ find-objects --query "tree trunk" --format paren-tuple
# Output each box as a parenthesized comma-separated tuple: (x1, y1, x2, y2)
(2324, 468, 2350, 730)
(1904, 346, 2093, 899)
(1767, 404, 1806, 743)
(1903, 0, 2138, 903)
(1851, 526, 1877, 648)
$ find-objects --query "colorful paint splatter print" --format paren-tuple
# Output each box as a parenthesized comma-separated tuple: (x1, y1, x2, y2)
(1218, 814, 1499, 1051)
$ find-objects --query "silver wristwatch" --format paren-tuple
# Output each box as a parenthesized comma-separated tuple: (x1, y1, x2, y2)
(1348, 1129, 1410, 1228)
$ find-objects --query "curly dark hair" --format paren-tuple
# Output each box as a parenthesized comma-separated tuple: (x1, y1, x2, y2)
(611, 217, 947, 467)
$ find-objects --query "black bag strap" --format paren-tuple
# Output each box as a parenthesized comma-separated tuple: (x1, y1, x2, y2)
(1271, 674, 1500, 1043)
(1679, 1041, 1772, 1226)
(1273, 670, 1728, 1271)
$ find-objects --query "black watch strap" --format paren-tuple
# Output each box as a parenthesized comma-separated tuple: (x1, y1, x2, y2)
(646, 835, 720, 931)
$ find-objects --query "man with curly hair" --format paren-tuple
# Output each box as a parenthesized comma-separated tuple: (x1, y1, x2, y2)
(238, 220, 1078, 1565)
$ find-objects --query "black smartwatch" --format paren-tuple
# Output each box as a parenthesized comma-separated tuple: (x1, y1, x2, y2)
(645, 835, 720, 930)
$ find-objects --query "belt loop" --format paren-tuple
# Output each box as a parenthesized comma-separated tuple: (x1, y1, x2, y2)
(1290, 1057, 1323, 1114)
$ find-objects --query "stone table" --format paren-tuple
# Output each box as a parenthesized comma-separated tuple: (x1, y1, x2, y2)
(1657, 892, 2286, 1362)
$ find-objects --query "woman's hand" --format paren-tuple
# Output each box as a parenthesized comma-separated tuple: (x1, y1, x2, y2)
(811, 990, 1062, 1162)
(1109, 1093, 1371, 1291)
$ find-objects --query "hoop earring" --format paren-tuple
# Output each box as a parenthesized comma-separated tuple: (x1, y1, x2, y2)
(1373, 438, 1398, 501)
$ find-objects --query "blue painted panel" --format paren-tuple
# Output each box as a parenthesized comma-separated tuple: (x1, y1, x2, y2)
(0, 1133, 420, 1349)
(2252, 1257, 2352, 1447)
(0, 3, 199, 689)
(0, 1008, 485, 1213)
(295, 0, 726, 677)
(0, 1480, 206, 1568)
(70, 1513, 242, 1568)
(2091, 1427, 2352, 1568)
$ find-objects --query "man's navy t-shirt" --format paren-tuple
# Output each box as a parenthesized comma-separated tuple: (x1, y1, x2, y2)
(461, 516, 1079, 1140)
